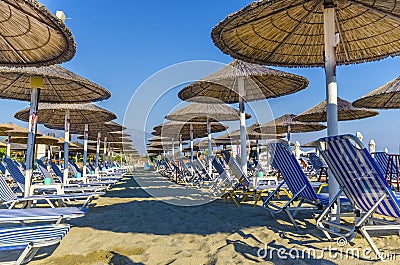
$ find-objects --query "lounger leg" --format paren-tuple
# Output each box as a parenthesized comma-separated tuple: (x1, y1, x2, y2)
(284, 208, 300, 230)
(15, 243, 36, 265)
(359, 227, 382, 260)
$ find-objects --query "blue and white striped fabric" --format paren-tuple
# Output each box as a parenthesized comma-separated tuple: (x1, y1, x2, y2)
(309, 153, 327, 171)
(270, 143, 319, 204)
(50, 162, 64, 182)
(0, 207, 87, 222)
(0, 174, 18, 202)
(373, 152, 398, 177)
(0, 163, 6, 175)
(0, 224, 70, 250)
(4, 158, 25, 192)
(319, 135, 400, 218)
(69, 160, 82, 174)
(222, 155, 251, 189)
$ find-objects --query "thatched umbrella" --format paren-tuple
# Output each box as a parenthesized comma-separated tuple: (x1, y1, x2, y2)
(255, 114, 327, 143)
(153, 121, 227, 162)
(10, 135, 59, 145)
(0, 123, 33, 157)
(353, 76, 400, 109)
(0, 142, 6, 148)
(15, 103, 116, 181)
(294, 97, 379, 122)
(211, 0, 400, 207)
(165, 102, 251, 172)
(148, 136, 172, 142)
(0, 66, 111, 196)
(178, 60, 308, 172)
(0, 1, 75, 67)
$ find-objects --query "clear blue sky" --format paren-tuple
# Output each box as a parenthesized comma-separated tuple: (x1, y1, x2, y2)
(1, 0, 399, 153)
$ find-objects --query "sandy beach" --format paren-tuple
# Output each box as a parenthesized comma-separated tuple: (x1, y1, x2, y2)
(29, 169, 400, 265)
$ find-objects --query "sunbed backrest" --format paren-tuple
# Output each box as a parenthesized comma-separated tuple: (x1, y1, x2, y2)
(309, 153, 327, 170)
(0, 175, 17, 202)
(270, 143, 318, 202)
(318, 135, 400, 218)
(3, 158, 25, 192)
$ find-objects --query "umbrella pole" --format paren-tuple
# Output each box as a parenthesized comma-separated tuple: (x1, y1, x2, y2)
(6, 134, 10, 158)
(83, 124, 88, 180)
(179, 135, 183, 159)
(103, 136, 107, 166)
(63, 110, 70, 186)
(95, 132, 101, 171)
(324, 4, 340, 227)
(190, 124, 194, 163)
(58, 149, 62, 166)
(207, 120, 213, 178)
(238, 77, 247, 174)
(172, 138, 175, 161)
(25, 76, 42, 197)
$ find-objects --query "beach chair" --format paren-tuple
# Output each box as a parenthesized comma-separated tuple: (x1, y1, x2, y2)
(372, 152, 399, 190)
(309, 153, 328, 182)
(0, 207, 87, 224)
(36, 161, 108, 193)
(316, 134, 400, 258)
(67, 160, 117, 187)
(0, 170, 102, 209)
(263, 142, 345, 230)
(0, 224, 70, 264)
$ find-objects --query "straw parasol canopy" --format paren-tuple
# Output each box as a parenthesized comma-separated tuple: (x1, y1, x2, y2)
(294, 97, 379, 122)
(0, 0, 76, 67)
(10, 135, 59, 145)
(0, 142, 6, 148)
(226, 122, 285, 140)
(178, 60, 308, 103)
(165, 102, 251, 122)
(0, 123, 14, 132)
(0, 123, 30, 136)
(0, 65, 111, 103)
(255, 114, 327, 135)
(301, 140, 319, 148)
(153, 121, 227, 139)
(148, 136, 173, 142)
(353, 76, 400, 109)
(52, 138, 79, 148)
(77, 133, 126, 142)
(211, 0, 400, 67)
(14, 103, 117, 129)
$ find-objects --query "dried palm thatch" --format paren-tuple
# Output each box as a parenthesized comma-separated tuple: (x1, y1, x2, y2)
(212, 0, 400, 67)
(0, 123, 14, 132)
(0, 65, 111, 103)
(77, 133, 128, 142)
(256, 114, 327, 134)
(0, 142, 6, 148)
(53, 138, 79, 148)
(0, 0, 76, 66)
(48, 120, 125, 136)
(178, 60, 308, 103)
(294, 97, 378, 122)
(10, 135, 59, 145)
(14, 103, 117, 129)
(165, 102, 251, 122)
(148, 136, 173, 142)
(224, 122, 285, 140)
(301, 140, 319, 148)
(108, 131, 131, 137)
(0, 123, 30, 136)
(153, 121, 227, 140)
(353, 76, 400, 109)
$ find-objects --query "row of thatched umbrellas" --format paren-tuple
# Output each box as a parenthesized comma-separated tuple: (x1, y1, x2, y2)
(148, 0, 400, 223)
(0, 1, 138, 195)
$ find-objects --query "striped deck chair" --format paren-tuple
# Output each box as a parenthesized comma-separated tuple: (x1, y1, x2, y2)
(373, 152, 399, 190)
(309, 153, 328, 182)
(208, 157, 240, 205)
(0, 175, 100, 209)
(67, 161, 116, 186)
(194, 158, 211, 181)
(0, 224, 69, 264)
(264, 142, 346, 230)
(36, 161, 108, 193)
(316, 134, 400, 258)
(0, 207, 87, 224)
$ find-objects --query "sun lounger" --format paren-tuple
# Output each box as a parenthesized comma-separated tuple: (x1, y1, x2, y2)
(264, 142, 346, 230)
(0, 174, 102, 209)
(0, 207, 87, 224)
(372, 152, 399, 190)
(308, 153, 328, 182)
(0, 224, 70, 264)
(316, 134, 400, 259)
